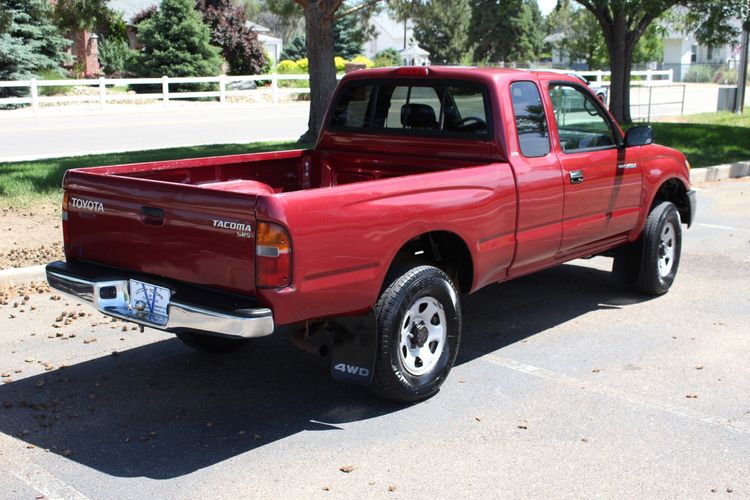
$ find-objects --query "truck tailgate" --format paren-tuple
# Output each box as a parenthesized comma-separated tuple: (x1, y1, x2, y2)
(64, 170, 259, 295)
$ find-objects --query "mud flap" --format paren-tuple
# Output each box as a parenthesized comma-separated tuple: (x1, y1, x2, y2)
(329, 310, 377, 386)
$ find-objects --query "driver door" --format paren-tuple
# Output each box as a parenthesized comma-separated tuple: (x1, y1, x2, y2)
(547, 82, 642, 255)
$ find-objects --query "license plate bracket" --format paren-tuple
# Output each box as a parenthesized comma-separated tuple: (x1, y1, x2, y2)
(129, 279, 171, 320)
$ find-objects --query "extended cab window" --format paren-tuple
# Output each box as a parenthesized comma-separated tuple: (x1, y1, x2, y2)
(330, 85, 376, 128)
(548, 83, 615, 153)
(510, 81, 550, 157)
(329, 80, 491, 138)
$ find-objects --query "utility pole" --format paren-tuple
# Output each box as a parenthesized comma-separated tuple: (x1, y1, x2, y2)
(735, 28, 748, 114)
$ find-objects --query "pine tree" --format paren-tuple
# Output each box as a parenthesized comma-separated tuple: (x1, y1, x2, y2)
(280, 10, 370, 61)
(133, 0, 223, 81)
(470, 0, 535, 64)
(0, 0, 70, 99)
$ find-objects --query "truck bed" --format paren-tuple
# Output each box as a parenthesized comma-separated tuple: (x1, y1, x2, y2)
(62, 148, 489, 298)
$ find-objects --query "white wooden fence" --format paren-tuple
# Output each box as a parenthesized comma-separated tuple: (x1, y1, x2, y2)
(577, 69, 674, 86)
(0, 69, 674, 114)
(0, 74, 312, 113)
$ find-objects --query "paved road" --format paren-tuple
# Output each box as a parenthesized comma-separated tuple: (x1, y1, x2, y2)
(0, 179, 749, 499)
(2, 84, 749, 162)
(0, 103, 310, 162)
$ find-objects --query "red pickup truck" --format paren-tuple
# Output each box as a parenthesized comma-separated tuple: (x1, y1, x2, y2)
(46, 67, 696, 402)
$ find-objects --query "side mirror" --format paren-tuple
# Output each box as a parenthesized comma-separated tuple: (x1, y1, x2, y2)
(625, 125, 654, 147)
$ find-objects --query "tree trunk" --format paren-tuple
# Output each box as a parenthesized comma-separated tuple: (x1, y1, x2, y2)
(606, 11, 629, 124)
(298, 2, 338, 144)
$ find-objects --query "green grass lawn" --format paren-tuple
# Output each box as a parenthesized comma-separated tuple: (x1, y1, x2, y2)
(0, 140, 304, 207)
(650, 112, 750, 168)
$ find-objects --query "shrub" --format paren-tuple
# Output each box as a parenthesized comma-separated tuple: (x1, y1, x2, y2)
(276, 59, 300, 74)
(374, 48, 402, 67)
(683, 65, 714, 83)
(713, 68, 737, 85)
(296, 57, 309, 72)
(37, 69, 73, 96)
(196, 0, 266, 76)
(334, 56, 347, 73)
(98, 38, 134, 76)
(350, 55, 374, 69)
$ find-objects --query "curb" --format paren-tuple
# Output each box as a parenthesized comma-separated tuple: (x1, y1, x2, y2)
(0, 160, 748, 288)
(689, 161, 750, 184)
(0, 265, 46, 288)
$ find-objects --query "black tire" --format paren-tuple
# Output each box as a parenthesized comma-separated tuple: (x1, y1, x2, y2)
(371, 264, 461, 403)
(175, 330, 250, 353)
(613, 201, 682, 295)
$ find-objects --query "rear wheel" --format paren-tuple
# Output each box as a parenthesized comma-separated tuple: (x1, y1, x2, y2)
(371, 264, 461, 403)
(175, 330, 250, 353)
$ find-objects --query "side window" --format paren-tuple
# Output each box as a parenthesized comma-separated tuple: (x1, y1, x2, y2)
(548, 83, 615, 153)
(330, 84, 375, 128)
(510, 81, 550, 157)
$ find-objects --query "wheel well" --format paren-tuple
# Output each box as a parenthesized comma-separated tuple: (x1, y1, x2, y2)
(392, 231, 473, 293)
(652, 178, 692, 226)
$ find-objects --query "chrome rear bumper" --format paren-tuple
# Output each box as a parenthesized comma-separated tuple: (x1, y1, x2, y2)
(46, 262, 274, 339)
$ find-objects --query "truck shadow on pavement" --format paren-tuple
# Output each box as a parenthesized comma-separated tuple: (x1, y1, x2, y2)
(0, 261, 652, 479)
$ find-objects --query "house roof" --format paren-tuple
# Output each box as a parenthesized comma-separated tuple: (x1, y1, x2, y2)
(245, 21, 270, 33)
(108, 0, 160, 23)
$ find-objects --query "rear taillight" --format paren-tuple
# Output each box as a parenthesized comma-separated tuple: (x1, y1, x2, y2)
(256, 221, 291, 288)
(61, 190, 70, 256)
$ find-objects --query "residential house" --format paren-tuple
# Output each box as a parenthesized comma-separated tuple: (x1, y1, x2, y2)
(245, 22, 283, 66)
(661, 14, 744, 82)
(49, 0, 101, 76)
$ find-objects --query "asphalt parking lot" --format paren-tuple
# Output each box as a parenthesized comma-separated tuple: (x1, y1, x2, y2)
(0, 179, 748, 499)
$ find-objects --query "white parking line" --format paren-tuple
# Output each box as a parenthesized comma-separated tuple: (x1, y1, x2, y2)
(481, 354, 750, 436)
(0, 434, 90, 500)
(696, 223, 750, 233)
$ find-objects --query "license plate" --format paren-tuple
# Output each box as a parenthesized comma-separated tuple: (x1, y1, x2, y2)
(129, 279, 171, 318)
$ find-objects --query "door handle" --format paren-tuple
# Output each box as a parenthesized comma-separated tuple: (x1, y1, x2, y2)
(569, 170, 584, 184)
(618, 163, 638, 169)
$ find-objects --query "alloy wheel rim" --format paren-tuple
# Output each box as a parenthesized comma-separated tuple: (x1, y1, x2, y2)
(398, 296, 447, 376)
(658, 221, 676, 277)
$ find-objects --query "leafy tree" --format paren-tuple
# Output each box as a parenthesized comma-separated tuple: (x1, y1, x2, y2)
(573, 0, 749, 124)
(247, 0, 304, 44)
(196, 0, 266, 75)
(54, 0, 110, 31)
(0, 0, 70, 99)
(132, 0, 223, 81)
(413, 0, 473, 64)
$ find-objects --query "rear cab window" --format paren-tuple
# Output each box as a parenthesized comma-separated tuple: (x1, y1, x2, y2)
(329, 79, 492, 138)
